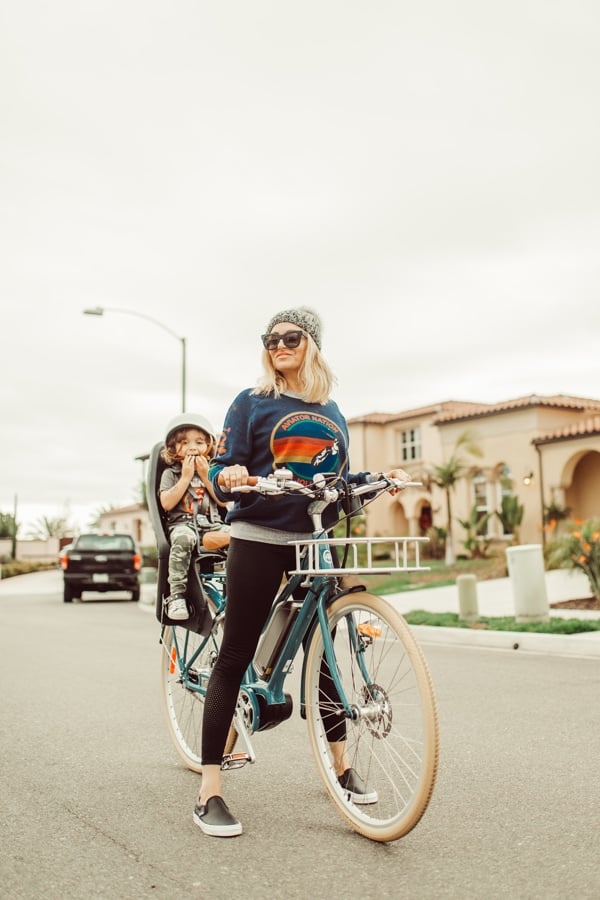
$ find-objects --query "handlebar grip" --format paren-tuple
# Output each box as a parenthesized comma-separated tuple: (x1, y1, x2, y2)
(217, 473, 259, 487)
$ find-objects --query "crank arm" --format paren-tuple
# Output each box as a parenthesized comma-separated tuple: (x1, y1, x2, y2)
(222, 705, 257, 768)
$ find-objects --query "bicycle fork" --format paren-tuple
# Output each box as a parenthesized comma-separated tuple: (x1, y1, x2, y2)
(307, 596, 385, 728)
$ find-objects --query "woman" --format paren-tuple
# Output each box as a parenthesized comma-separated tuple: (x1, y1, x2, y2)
(194, 306, 408, 837)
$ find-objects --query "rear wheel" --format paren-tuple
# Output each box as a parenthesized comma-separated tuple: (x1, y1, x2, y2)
(160, 623, 236, 772)
(304, 592, 439, 843)
(63, 584, 74, 603)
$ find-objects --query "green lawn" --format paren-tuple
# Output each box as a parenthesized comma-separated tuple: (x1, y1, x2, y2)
(402, 609, 600, 635)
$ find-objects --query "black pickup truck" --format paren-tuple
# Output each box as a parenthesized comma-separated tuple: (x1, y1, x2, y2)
(60, 533, 141, 603)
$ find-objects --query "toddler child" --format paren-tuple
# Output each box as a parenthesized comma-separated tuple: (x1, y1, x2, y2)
(159, 414, 230, 620)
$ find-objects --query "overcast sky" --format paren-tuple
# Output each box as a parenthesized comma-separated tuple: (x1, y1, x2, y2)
(2, 1, 599, 535)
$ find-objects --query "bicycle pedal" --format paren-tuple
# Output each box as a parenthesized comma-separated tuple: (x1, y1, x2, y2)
(221, 752, 252, 771)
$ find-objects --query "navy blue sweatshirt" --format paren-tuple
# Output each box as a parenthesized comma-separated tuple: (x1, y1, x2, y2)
(209, 389, 368, 533)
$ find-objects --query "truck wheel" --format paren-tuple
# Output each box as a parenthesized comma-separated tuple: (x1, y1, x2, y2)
(64, 584, 74, 603)
(131, 588, 140, 603)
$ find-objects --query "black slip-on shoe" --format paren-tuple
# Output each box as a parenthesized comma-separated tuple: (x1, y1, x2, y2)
(193, 796, 242, 837)
(338, 768, 378, 805)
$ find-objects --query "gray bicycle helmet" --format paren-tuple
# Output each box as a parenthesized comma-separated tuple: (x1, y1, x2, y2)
(164, 413, 217, 450)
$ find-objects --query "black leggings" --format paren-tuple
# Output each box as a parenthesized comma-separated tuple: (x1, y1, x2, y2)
(201, 537, 346, 765)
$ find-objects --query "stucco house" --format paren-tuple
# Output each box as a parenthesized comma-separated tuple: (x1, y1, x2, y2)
(97, 503, 154, 548)
(347, 393, 600, 555)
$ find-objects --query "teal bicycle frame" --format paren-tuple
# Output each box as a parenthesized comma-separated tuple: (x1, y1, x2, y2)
(166, 531, 361, 748)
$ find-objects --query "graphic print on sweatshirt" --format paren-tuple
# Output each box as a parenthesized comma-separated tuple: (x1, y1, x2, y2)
(270, 411, 347, 483)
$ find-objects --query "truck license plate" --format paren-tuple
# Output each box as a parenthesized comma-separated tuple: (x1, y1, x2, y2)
(92, 573, 109, 583)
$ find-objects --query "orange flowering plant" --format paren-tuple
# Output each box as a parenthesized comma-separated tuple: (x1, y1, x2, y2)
(546, 517, 600, 600)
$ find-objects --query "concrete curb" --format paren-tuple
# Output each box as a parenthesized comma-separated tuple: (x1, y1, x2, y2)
(409, 623, 600, 658)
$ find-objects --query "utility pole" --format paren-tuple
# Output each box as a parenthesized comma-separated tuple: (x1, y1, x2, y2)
(11, 494, 17, 560)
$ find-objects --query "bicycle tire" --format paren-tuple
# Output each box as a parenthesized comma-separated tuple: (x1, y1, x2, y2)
(304, 592, 439, 843)
(160, 624, 237, 772)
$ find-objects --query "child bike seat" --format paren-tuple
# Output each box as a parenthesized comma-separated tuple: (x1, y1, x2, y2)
(146, 440, 223, 636)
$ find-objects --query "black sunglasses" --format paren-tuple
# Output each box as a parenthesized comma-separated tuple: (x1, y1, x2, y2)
(261, 330, 305, 351)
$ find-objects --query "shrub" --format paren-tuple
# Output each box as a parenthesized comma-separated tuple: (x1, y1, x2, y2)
(424, 526, 446, 560)
(458, 504, 493, 559)
(497, 495, 524, 544)
(0, 560, 56, 580)
(543, 501, 571, 526)
(141, 545, 158, 568)
(546, 518, 600, 600)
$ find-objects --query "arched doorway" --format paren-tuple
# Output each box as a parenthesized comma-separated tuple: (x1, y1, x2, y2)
(417, 503, 433, 536)
(565, 451, 600, 520)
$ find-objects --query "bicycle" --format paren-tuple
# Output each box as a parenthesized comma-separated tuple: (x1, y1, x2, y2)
(150, 462, 439, 843)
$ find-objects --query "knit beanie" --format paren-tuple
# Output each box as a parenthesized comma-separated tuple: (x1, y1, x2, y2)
(264, 306, 323, 350)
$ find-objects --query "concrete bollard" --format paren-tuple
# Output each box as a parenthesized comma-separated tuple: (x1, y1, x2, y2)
(506, 544, 549, 623)
(457, 573, 479, 622)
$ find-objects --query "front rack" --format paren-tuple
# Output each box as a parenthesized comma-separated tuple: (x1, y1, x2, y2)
(288, 536, 430, 576)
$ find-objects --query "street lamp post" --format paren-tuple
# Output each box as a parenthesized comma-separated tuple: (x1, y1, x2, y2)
(83, 306, 187, 412)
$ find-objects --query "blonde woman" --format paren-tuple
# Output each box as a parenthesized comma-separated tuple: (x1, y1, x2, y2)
(194, 307, 408, 837)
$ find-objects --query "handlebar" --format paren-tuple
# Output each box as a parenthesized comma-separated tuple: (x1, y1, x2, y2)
(225, 468, 421, 502)
(222, 467, 422, 546)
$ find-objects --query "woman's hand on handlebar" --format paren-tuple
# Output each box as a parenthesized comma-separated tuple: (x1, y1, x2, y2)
(386, 468, 412, 495)
(217, 465, 250, 491)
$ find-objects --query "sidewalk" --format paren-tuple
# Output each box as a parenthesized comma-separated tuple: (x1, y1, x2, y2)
(384, 569, 600, 658)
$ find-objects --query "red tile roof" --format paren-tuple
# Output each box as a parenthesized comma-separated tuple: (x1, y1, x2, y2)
(433, 394, 600, 424)
(533, 415, 600, 445)
(348, 394, 600, 427)
(348, 401, 483, 426)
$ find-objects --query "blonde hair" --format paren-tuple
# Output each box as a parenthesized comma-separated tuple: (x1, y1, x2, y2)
(252, 334, 336, 404)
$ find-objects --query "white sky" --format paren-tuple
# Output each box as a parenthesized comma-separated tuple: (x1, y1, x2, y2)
(2, 1, 599, 535)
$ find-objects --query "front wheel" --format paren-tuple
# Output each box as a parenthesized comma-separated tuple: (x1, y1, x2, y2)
(304, 592, 439, 843)
(160, 624, 237, 772)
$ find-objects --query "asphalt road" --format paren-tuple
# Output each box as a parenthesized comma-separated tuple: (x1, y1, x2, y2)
(1, 573, 599, 900)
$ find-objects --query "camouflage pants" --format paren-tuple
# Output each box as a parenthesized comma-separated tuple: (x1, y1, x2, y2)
(167, 523, 198, 595)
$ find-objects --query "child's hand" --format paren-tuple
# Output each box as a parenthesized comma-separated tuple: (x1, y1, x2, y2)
(194, 455, 209, 479)
(182, 453, 196, 480)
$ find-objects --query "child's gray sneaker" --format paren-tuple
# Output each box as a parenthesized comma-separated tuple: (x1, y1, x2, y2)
(165, 595, 189, 620)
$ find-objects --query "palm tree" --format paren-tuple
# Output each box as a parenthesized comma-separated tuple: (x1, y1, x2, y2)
(430, 430, 483, 565)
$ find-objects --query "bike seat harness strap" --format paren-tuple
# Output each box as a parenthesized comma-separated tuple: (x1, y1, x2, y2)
(187, 485, 221, 545)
